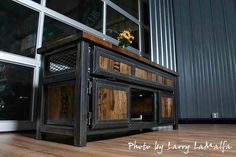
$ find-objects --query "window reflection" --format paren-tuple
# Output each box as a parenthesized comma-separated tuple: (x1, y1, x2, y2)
(141, 0, 150, 26)
(0, 62, 33, 120)
(43, 16, 81, 45)
(140, 0, 151, 59)
(106, 7, 139, 50)
(46, 0, 103, 32)
(0, 0, 38, 58)
(32, 0, 40, 3)
(110, 0, 138, 18)
(141, 28, 151, 59)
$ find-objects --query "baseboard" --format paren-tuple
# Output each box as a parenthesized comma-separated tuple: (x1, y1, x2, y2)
(179, 118, 236, 124)
(0, 121, 36, 132)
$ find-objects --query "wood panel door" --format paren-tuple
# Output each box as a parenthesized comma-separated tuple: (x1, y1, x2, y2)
(91, 79, 129, 129)
(46, 81, 75, 126)
(158, 92, 175, 124)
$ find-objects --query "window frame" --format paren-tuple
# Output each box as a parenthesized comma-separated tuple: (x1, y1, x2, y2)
(0, 0, 43, 131)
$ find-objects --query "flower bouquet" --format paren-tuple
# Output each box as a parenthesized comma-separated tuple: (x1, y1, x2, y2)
(117, 30, 134, 48)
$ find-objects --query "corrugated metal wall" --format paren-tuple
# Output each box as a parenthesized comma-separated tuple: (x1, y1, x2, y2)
(174, 0, 236, 118)
(150, 0, 176, 71)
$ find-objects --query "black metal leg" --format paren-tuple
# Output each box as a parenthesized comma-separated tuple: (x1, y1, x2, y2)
(74, 41, 89, 147)
(36, 131, 46, 140)
(173, 123, 178, 130)
(173, 77, 179, 130)
(74, 131, 87, 147)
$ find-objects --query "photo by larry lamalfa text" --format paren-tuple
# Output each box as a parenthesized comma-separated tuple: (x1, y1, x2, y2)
(127, 140, 232, 155)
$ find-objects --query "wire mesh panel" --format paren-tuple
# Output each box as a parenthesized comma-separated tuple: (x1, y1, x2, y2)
(46, 49, 77, 74)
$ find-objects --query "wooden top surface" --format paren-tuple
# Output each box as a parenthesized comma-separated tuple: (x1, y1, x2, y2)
(38, 32, 178, 76)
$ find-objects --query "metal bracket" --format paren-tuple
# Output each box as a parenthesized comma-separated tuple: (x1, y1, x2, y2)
(87, 112, 92, 126)
(131, 115, 143, 121)
(87, 80, 93, 95)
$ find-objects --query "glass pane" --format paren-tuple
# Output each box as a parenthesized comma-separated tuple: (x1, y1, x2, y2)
(0, 0, 38, 58)
(141, 0, 149, 26)
(106, 7, 139, 50)
(47, 83, 75, 125)
(98, 87, 128, 121)
(110, 0, 138, 18)
(131, 89, 154, 121)
(141, 28, 151, 59)
(46, 0, 103, 32)
(43, 16, 80, 45)
(32, 0, 40, 3)
(0, 62, 33, 120)
(139, 0, 151, 58)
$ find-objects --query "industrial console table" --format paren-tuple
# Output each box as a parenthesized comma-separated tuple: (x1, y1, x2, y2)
(36, 32, 179, 146)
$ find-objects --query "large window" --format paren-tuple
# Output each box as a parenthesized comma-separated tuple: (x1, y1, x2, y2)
(46, 0, 103, 32)
(45, 0, 150, 58)
(0, 62, 34, 120)
(0, 0, 39, 58)
(108, 0, 151, 58)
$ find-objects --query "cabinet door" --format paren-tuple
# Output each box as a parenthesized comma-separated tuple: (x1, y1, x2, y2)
(158, 92, 174, 124)
(91, 79, 129, 129)
(46, 81, 75, 126)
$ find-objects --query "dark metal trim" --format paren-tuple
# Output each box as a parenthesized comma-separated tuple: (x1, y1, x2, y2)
(173, 76, 179, 129)
(87, 127, 138, 136)
(129, 121, 157, 129)
(46, 120, 73, 127)
(74, 41, 89, 146)
(43, 71, 76, 84)
(40, 124, 73, 136)
(179, 118, 236, 124)
(88, 122, 156, 135)
(36, 53, 45, 140)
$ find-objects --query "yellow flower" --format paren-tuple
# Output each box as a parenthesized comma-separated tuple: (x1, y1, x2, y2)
(123, 31, 131, 39)
(130, 35, 134, 40)
(117, 30, 135, 47)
